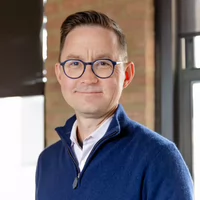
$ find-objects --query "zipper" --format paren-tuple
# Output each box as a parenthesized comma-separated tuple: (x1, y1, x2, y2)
(66, 130, 118, 189)
(65, 146, 80, 189)
(72, 172, 80, 189)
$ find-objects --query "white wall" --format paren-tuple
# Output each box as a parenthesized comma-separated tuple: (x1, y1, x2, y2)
(0, 96, 44, 200)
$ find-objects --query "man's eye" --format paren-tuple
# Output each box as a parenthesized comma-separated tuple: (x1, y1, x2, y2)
(71, 62, 80, 66)
(66, 61, 82, 69)
(100, 62, 109, 66)
(67, 61, 82, 68)
(96, 61, 112, 67)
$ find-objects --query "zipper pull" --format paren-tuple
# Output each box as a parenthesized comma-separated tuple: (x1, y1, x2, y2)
(72, 173, 80, 189)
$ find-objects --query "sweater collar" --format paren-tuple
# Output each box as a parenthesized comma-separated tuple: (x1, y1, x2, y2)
(55, 104, 130, 146)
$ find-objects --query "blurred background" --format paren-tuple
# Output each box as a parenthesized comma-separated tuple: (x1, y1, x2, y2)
(0, 0, 199, 199)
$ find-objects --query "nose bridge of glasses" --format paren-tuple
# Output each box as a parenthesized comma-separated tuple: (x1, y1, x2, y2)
(84, 61, 93, 67)
(82, 61, 97, 78)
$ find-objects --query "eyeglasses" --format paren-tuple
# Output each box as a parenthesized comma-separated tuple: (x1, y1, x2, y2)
(60, 59, 125, 79)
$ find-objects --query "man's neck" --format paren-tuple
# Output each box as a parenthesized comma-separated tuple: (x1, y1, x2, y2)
(75, 106, 117, 143)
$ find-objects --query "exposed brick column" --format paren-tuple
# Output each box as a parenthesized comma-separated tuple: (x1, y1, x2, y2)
(45, 0, 155, 147)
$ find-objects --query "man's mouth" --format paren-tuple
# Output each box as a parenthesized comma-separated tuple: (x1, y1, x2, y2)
(74, 87, 103, 93)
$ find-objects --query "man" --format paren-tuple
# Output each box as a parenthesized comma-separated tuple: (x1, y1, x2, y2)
(36, 10, 193, 200)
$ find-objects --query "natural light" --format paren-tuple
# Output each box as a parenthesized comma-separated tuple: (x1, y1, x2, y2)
(0, 6, 199, 199)
(0, 96, 44, 200)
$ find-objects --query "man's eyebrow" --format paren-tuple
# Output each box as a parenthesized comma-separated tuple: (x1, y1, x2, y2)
(64, 53, 114, 61)
(94, 54, 113, 60)
(65, 54, 83, 60)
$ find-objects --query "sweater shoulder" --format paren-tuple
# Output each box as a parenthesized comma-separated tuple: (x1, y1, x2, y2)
(38, 140, 63, 162)
(126, 119, 173, 146)
(122, 119, 178, 161)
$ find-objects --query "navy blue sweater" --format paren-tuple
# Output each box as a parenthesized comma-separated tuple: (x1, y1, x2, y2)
(36, 105, 193, 200)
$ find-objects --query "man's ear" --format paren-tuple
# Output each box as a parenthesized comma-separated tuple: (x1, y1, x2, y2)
(55, 63, 62, 85)
(123, 62, 135, 88)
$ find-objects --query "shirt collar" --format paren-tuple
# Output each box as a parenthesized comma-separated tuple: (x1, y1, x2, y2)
(70, 116, 113, 147)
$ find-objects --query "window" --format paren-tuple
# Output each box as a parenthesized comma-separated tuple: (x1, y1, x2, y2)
(155, 1, 200, 198)
(0, 96, 44, 200)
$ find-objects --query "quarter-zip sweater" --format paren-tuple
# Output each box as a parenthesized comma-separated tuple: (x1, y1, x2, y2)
(70, 117, 113, 171)
(36, 105, 193, 200)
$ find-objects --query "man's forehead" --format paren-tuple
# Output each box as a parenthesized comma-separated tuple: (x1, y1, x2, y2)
(60, 26, 122, 61)
(66, 53, 113, 59)
(64, 26, 118, 45)
(61, 52, 120, 62)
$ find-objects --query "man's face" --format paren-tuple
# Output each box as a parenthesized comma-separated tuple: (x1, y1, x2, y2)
(55, 26, 133, 118)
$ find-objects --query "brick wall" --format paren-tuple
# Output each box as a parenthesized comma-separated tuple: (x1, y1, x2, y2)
(45, 0, 155, 147)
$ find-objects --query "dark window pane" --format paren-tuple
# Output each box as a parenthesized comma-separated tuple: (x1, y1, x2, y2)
(194, 36, 200, 68)
(0, 1, 44, 97)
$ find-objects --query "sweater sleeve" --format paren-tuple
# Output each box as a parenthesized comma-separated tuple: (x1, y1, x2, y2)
(143, 143, 194, 200)
(35, 153, 42, 200)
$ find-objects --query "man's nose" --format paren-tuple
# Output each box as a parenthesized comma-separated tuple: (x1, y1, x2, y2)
(81, 64, 98, 84)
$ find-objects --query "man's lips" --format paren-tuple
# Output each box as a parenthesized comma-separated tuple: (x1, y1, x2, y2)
(74, 87, 103, 93)
(75, 91, 102, 94)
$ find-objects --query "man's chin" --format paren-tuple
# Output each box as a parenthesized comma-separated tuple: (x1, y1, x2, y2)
(75, 106, 104, 118)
